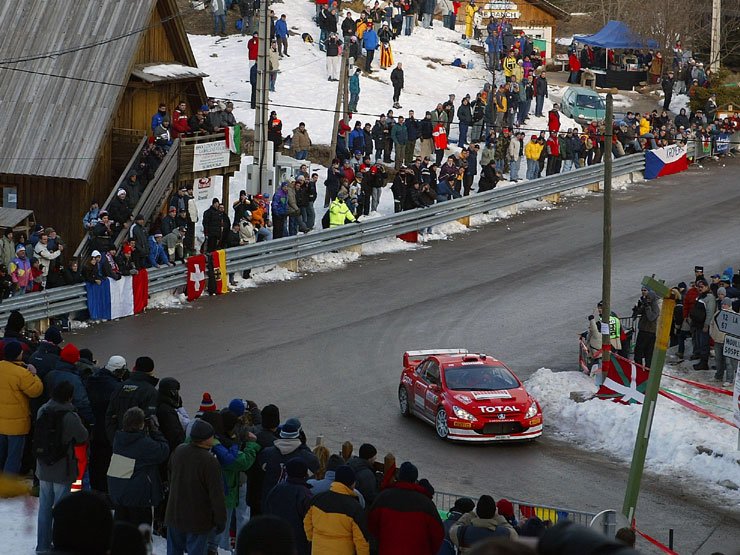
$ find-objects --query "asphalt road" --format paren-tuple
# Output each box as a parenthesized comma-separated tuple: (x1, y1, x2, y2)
(72, 158, 740, 554)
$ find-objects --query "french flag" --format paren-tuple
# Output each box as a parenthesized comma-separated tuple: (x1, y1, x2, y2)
(644, 144, 689, 180)
(85, 271, 148, 320)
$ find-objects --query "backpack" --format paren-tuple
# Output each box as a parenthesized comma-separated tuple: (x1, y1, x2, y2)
(689, 299, 706, 327)
(235, 17, 243, 31)
(321, 210, 330, 229)
(33, 409, 70, 466)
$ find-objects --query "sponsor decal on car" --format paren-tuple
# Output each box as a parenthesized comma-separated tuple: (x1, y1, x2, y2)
(471, 390, 512, 400)
(426, 390, 438, 404)
(479, 405, 518, 413)
(454, 394, 472, 404)
(452, 421, 473, 428)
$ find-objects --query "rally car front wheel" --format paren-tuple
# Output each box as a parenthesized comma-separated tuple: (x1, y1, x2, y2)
(435, 408, 449, 440)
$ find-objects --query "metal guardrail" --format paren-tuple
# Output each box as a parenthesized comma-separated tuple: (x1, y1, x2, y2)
(0, 154, 645, 324)
(434, 490, 597, 527)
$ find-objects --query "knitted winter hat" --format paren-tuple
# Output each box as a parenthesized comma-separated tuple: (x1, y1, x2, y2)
(358, 443, 377, 460)
(3, 341, 23, 361)
(60, 344, 80, 365)
(190, 419, 215, 441)
(199, 392, 217, 412)
(44, 326, 63, 345)
(133, 356, 154, 374)
(497, 498, 515, 519)
(228, 398, 246, 417)
(477, 495, 497, 519)
(261, 404, 280, 429)
(398, 462, 418, 483)
(334, 465, 355, 488)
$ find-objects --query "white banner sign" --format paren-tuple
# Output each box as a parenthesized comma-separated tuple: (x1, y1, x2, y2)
(717, 310, 740, 337)
(196, 177, 213, 201)
(723, 334, 740, 359)
(193, 140, 230, 172)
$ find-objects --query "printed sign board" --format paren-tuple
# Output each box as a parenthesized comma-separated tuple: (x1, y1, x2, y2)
(193, 140, 230, 172)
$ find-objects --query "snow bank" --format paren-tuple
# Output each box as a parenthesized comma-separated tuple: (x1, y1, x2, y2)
(526, 368, 740, 501)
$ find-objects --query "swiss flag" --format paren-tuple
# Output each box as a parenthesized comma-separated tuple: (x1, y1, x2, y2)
(186, 255, 207, 302)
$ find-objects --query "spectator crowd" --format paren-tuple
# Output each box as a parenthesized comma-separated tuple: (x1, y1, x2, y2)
(584, 265, 739, 388)
(0, 311, 647, 554)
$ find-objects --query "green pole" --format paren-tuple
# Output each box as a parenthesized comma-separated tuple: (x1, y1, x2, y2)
(622, 276, 675, 523)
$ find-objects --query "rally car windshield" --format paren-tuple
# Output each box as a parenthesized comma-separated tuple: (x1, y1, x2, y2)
(444, 365, 520, 391)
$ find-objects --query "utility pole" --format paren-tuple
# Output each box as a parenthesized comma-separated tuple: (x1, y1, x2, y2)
(330, 46, 350, 163)
(622, 276, 677, 523)
(710, 0, 722, 73)
(600, 93, 614, 382)
(253, 0, 272, 194)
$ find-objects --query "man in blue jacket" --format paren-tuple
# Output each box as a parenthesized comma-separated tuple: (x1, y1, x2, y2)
(348, 122, 366, 154)
(274, 14, 289, 57)
(44, 343, 95, 428)
(362, 22, 379, 72)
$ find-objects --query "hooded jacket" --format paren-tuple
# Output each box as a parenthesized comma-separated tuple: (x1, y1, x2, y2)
(258, 438, 320, 506)
(304, 481, 370, 555)
(347, 456, 379, 507)
(106, 371, 160, 442)
(450, 511, 517, 552)
(35, 399, 89, 484)
(85, 368, 124, 446)
(0, 360, 43, 435)
(108, 428, 169, 508)
(368, 481, 444, 555)
(45, 360, 95, 427)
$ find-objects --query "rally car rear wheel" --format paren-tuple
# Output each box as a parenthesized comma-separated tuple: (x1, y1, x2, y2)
(435, 408, 449, 440)
(398, 386, 410, 416)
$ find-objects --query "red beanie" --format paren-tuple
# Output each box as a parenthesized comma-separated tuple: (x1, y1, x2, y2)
(60, 343, 80, 365)
(199, 392, 217, 412)
(497, 498, 514, 519)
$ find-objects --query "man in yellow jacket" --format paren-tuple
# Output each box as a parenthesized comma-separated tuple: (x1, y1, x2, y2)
(0, 341, 43, 474)
(304, 465, 370, 555)
(524, 135, 544, 180)
(329, 192, 357, 228)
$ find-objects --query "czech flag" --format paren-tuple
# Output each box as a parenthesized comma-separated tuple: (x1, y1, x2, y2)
(644, 144, 688, 180)
(208, 250, 228, 295)
(85, 271, 148, 320)
(186, 254, 207, 302)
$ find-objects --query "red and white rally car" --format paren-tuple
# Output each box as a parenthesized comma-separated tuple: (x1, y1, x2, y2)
(398, 349, 543, 442)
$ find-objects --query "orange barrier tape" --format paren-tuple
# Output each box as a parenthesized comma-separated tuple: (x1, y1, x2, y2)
(634, 525, 678, 555)
(662, 373, 732, 396)
(659, 390, 738, 428)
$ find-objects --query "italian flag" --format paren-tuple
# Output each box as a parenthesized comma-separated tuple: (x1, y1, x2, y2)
(225, 125, 241, 154)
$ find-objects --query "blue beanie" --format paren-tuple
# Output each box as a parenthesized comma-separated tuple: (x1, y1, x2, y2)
(228, 399, 246, 417)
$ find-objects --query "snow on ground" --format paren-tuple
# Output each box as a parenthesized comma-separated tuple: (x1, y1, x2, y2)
(526, 365, 740, 504)
(190, 0, 581, 144)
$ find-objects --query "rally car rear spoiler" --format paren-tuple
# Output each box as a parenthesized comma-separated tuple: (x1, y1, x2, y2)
(403, 349, 468, 368)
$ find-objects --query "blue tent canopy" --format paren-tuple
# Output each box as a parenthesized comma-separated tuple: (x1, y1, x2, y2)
(576, 21, 658, 50)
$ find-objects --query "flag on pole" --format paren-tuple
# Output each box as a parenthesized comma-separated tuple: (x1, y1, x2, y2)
(596, 353, 649, 404)
(186, 254, 207, 302)
(85, 272, 148, 320)
(225, 125, 241, 154)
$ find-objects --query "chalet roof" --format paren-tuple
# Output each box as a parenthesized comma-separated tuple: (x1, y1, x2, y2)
(0, 0, 156, 181)
(0, 207, 34, 229)
(527, 0, 570, 20)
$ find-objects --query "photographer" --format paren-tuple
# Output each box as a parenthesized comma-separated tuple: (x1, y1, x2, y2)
(586, 301, 622, 385)
(107, 407, 169, 529)
(632, 286, 660, 368)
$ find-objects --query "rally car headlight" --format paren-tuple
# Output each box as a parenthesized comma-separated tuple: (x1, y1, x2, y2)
(452, 405, 477, 421)
(525, 401, 538, 419)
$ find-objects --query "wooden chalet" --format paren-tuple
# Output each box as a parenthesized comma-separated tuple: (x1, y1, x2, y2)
(474, 0, 570, 61)
(0, 0, 240, 250)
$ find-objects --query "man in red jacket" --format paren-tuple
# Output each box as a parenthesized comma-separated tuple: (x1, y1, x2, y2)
(679, 274, 701, 360)
(172, 101, 190, 139)
(248, 31, 258, 63)
(548, 103, 561, 134)
(368, 462, 443, 555)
